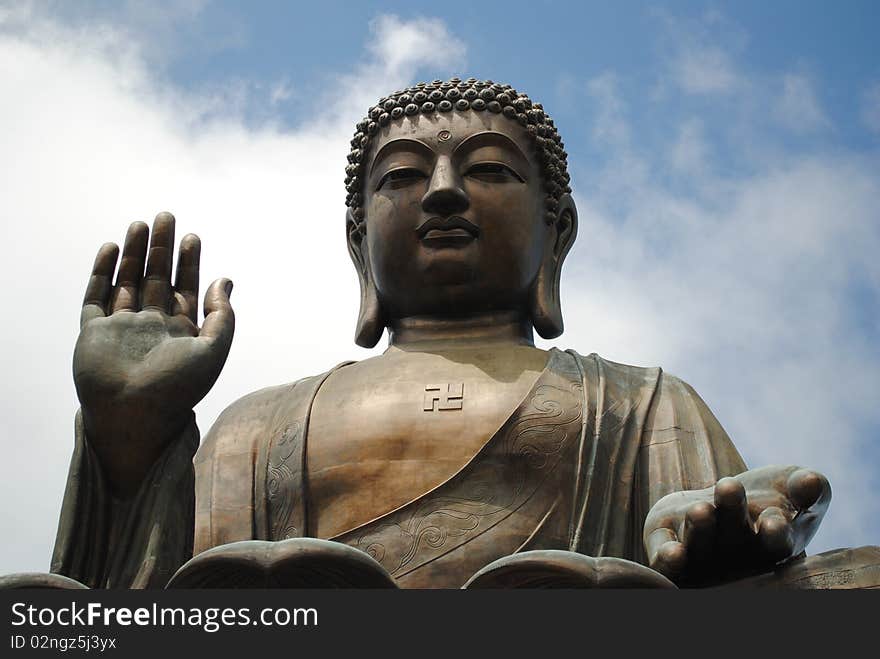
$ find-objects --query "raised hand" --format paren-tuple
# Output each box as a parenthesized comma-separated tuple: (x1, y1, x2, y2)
(73, 212, 234, 496)
(643, 465, 831, 586)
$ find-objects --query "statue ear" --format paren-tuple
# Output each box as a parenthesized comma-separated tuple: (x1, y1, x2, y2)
(531, 194, 578, 339)
(346, 208, 385, 348)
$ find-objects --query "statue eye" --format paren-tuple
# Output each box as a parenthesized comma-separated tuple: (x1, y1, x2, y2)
(376, 167, 426, 190)
(464, 162, 524, 183)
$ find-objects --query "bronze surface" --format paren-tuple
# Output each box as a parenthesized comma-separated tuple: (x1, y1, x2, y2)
(11, 77, 873, 589)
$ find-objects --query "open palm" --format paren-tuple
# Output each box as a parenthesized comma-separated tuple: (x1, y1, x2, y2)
(73, 212, 234, 496)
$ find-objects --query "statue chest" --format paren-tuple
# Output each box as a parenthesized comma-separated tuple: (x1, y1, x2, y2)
(304, 352, 546, 539)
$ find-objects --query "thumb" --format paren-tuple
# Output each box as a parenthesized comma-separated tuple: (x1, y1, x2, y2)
(200, 278, 235, 351)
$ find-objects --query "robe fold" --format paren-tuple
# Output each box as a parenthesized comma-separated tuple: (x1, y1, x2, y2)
(50, 411, 198, 589)
(52, 349, 746, 588)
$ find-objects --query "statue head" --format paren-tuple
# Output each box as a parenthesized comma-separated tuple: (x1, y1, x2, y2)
(344, 77, 577, 348)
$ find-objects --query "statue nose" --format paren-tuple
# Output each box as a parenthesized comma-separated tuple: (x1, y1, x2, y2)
(421, 157, 469, 215)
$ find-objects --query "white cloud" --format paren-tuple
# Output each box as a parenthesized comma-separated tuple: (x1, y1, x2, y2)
(269, 78, 293, 106)
(774, 73, 830, 133)
(673, 45, 742, 95)
(586, 73, 631, 146)
(669, 118, 709, 174)
(366, 14, 463, 78)
(654, 9, 747, 97)
(0, 8, 464, 573)
(328, 14, 466, 126)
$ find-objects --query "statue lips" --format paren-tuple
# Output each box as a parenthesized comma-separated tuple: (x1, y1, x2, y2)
(416, 216, 480, 248)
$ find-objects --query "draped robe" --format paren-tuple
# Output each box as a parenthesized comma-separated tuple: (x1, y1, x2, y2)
(52, 349, 746, 588)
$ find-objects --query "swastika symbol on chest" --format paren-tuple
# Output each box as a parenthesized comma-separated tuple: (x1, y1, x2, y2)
(423, 383, 464, 411)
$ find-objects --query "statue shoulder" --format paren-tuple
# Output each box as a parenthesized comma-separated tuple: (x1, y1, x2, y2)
(197, 365, 348, 459)
(210, 382, 297, 432)
(565, 350, 664, 392)
(563, 350, 718, 418)
(566, 350, 747, 475)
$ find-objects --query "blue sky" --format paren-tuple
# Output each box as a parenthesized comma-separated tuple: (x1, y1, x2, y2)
(0, 1, 878, 574)
(58, 1, 880, 144)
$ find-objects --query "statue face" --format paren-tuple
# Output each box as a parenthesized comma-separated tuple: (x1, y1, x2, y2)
(362, 111, 547, 320)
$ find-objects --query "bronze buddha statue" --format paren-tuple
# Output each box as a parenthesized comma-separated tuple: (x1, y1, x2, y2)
(20, 78, 876, 589)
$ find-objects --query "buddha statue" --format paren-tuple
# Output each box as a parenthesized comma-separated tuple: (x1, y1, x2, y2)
(17, 77, 876, 590)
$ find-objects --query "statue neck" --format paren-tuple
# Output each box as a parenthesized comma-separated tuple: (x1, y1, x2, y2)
(388, 312, 535, 350)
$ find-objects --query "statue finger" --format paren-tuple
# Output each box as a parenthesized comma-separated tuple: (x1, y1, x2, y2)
(646, 527, 685, 575)
(141, 211, 175, 312)
(682, 500, 716, 561)
(173, 233, 201, 323)
(647, 532, 687, 579)
(199, 278, 235, 353)
(170, 292, 199, 333)
(756, 506, 794, 563)
(81, 242, 119, 327)
(714, 477, 752, 546)
(109, 221, 148, 313)
(786, 468, 830, 512)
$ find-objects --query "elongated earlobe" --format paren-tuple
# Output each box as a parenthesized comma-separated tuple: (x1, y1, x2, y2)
(346, 209, 385, 347)
(531, 194, 578, 339)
